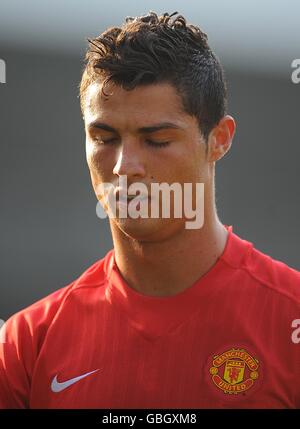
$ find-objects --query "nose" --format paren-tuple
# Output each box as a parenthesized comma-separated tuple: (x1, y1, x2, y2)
(113, 138, 146, 179)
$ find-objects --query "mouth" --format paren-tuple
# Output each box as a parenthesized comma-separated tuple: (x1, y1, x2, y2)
(115, 188, 149, 203)
(117, 194, 148, 204)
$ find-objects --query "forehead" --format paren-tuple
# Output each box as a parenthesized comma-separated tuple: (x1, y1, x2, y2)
(84, 81, 190, 129)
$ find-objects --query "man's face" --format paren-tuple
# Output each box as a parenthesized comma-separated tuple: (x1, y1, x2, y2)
(84, 81, 211, 241)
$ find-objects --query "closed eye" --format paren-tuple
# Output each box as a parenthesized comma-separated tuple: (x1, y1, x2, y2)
(92, 137, 170, 148)
(146, 139, 170, 148)
(93, 137, 118, 145)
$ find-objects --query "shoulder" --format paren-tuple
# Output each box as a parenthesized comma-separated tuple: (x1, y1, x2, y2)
(241, 238, 300, 305)
(0, 252, 113, 408)
(1, 252, 112, 345)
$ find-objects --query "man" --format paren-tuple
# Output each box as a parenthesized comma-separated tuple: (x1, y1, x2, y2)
(1, 11, 300, 409)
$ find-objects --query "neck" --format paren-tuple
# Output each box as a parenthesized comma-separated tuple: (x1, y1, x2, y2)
(109, 210, 228, 297)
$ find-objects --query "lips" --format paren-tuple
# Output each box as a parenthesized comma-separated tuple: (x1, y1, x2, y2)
(118, 194, 148, 203)
(115, 188, 149, 202)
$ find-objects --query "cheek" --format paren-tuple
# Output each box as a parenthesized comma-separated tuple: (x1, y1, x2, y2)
(167, 153, 205, 184)
(183, 146, 208, 182)
(86, 144, 115, 180)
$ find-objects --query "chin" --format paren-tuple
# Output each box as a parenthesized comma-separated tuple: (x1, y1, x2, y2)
(111, 216, 184, 242)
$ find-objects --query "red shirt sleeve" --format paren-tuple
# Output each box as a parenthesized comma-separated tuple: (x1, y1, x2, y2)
(0, 285, 73, 409)
(0, 314, 33, 408)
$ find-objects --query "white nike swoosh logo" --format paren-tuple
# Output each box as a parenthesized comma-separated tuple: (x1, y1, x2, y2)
(51, 369, 100, 393)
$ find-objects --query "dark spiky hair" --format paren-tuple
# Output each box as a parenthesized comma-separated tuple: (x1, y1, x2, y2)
(79, 11, 227, 141)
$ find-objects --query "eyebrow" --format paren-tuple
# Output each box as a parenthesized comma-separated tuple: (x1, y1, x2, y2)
(87, 121, 182, 133)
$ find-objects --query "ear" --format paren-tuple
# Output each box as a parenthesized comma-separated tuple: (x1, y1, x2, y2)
(207, 115, 236, 162)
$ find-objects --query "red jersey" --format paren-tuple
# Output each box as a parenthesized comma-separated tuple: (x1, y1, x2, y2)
(1, 225, 300, 409)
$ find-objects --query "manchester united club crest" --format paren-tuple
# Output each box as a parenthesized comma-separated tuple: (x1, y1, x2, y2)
(209, 348, 259, 394)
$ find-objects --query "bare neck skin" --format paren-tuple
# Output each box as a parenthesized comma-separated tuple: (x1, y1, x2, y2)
(109, 182, 228, 297)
